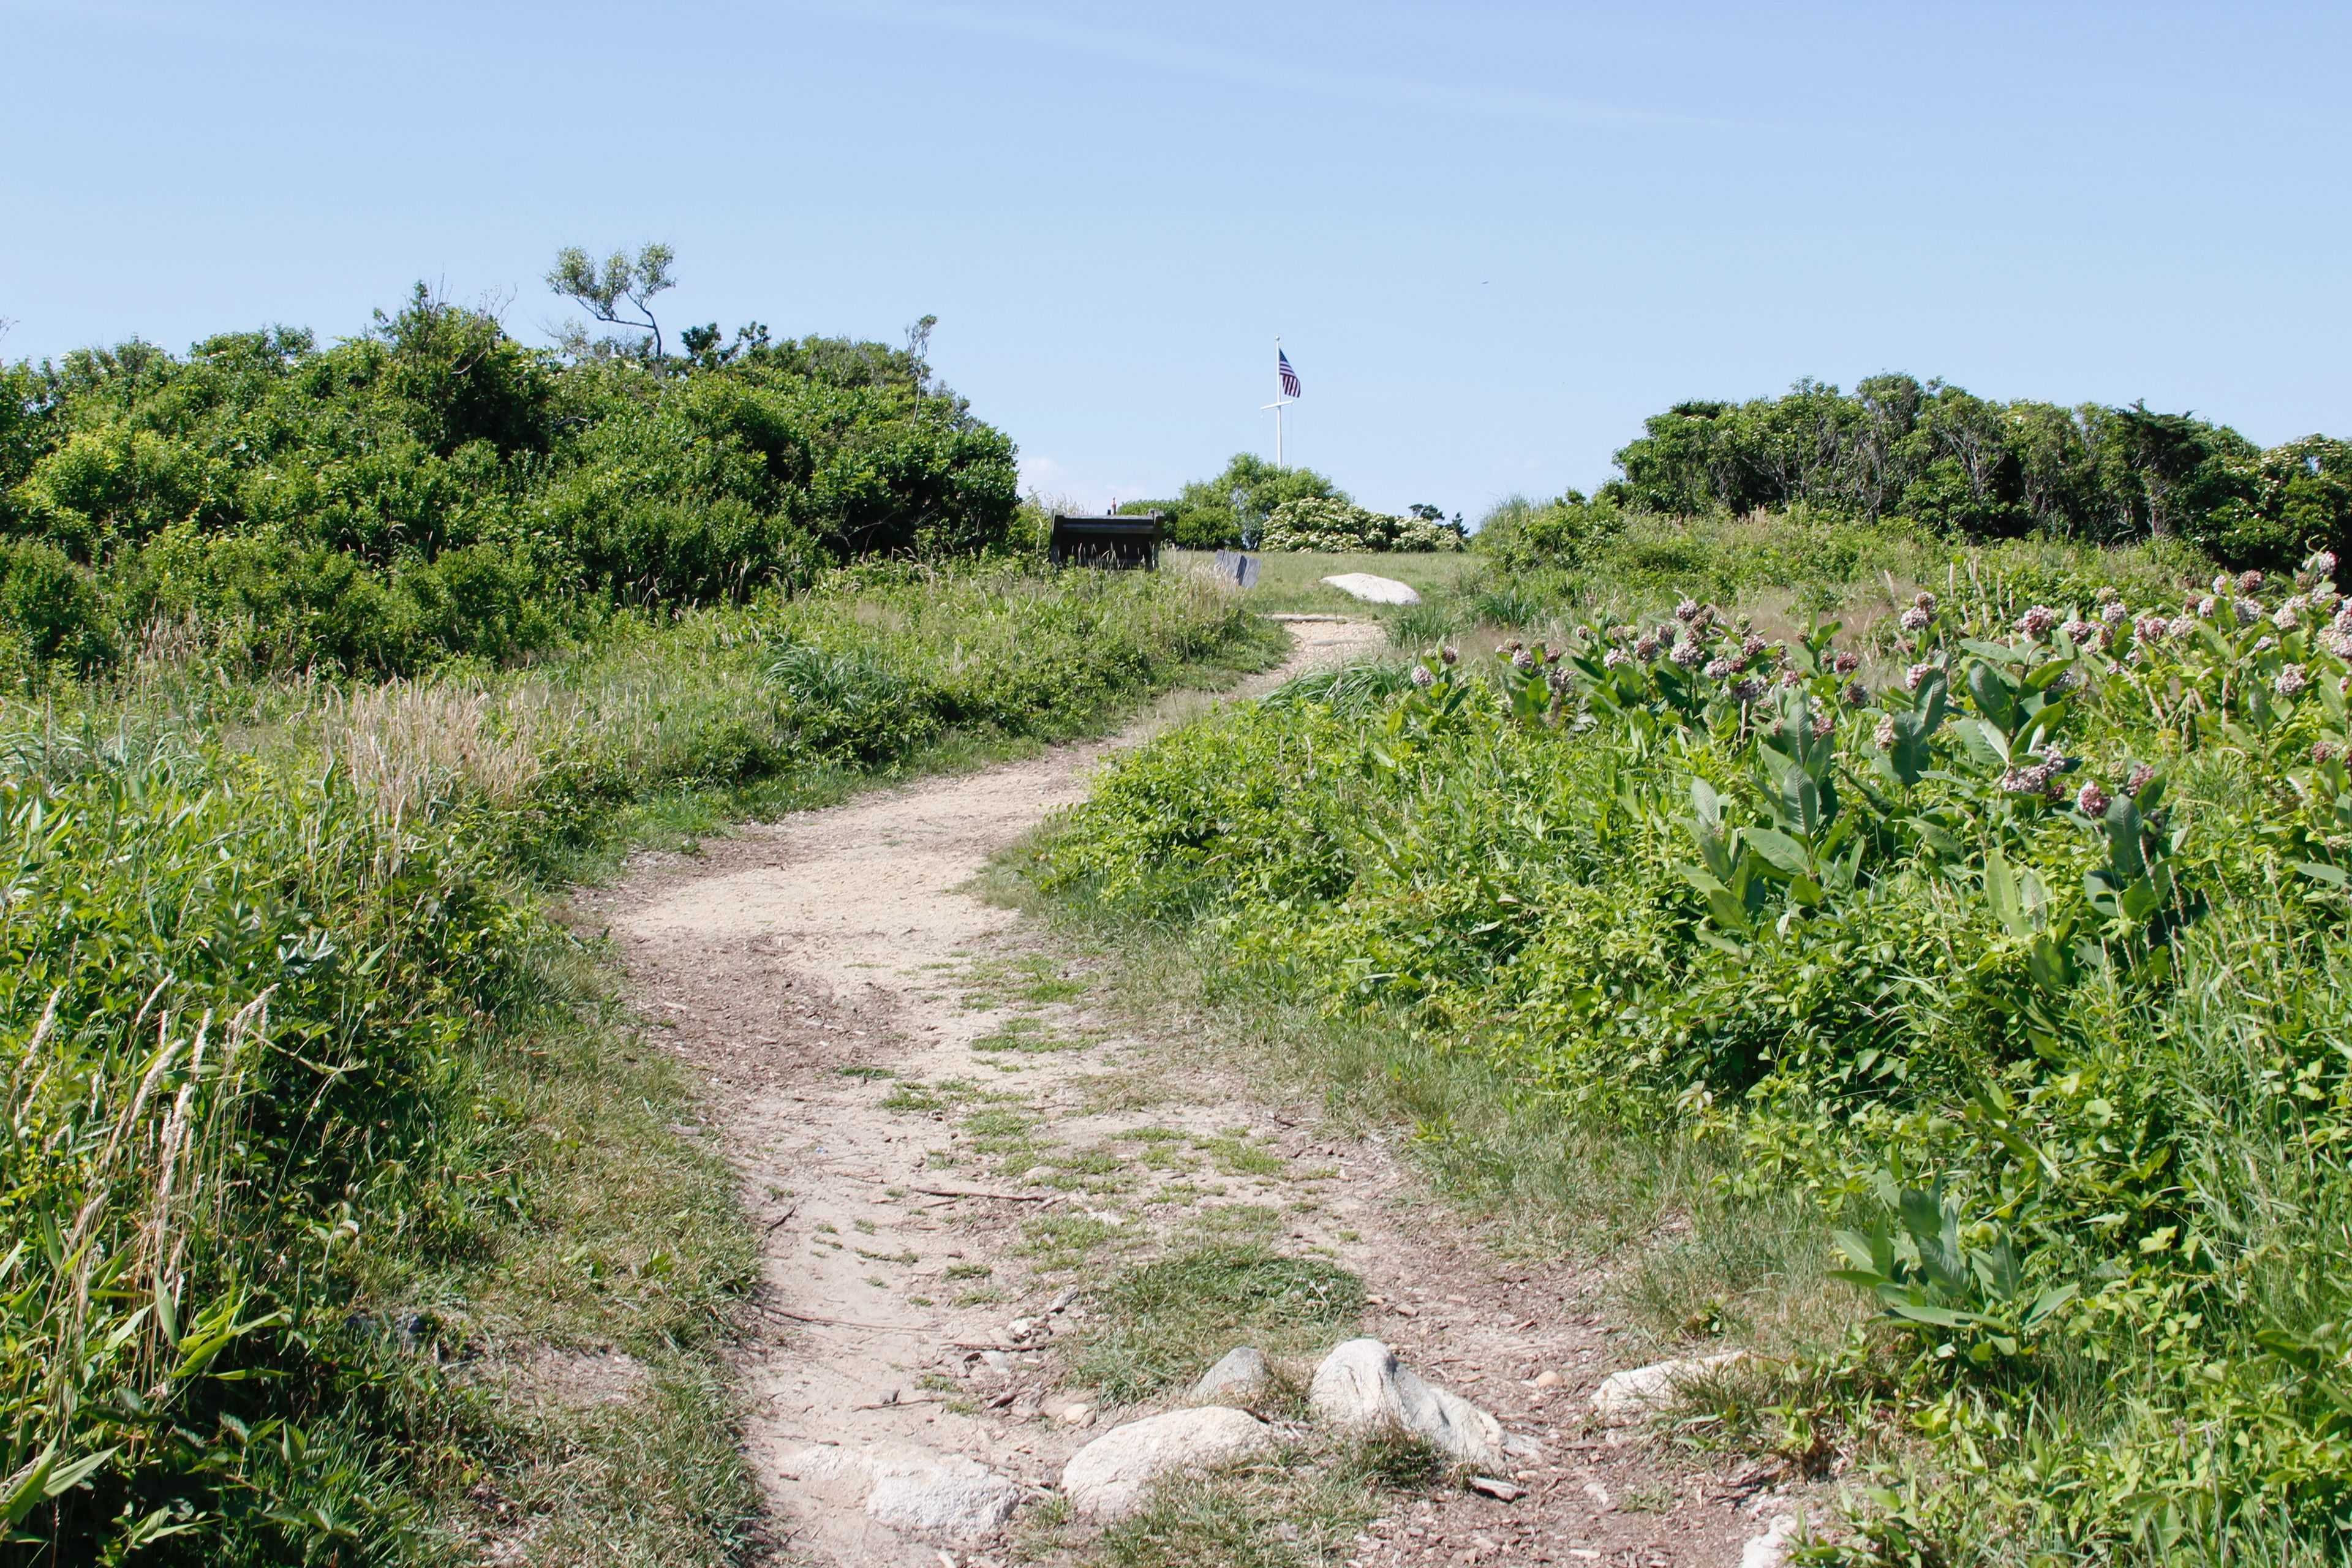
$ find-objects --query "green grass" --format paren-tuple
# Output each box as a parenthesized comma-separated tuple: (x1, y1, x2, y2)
(1065, 1243, 1365, 1409)
(1165, 548, 1479, 617)
(1074, 1436, 1439, 1568)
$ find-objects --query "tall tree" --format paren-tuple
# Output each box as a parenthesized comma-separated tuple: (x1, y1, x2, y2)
(546, 243, 677, 358)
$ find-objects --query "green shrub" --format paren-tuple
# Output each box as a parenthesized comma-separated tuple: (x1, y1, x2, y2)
(0, 539, 112, 671)
(0, 295, 1023, 674)
(1597, 374, 2352, 567)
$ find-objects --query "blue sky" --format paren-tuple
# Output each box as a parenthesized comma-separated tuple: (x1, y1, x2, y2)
(4, 1, 2347, 519)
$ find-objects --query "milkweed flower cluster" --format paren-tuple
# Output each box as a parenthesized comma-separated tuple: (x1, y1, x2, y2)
(1634, 634, 1662, 662)
(1670, 639, 1703, 666)
(1904, 663, 1935, 692)
(1728, 677, 1765, 703)
(2075, 780, 2111, 816)
(1832, 650, 1861, 674)
(2000, 754, 2069, 797)
(1900, 606, 1931, 632)
(1603, 648, 1629, 669)
(1410, 663, 1436, 688)
(1844, 682, 1869, 706)
(2126, 761, 2157, 793)
(1874, 715, 1898, 750)
(2277, 663, 2310, 697)
(2019, 605, 2059, 638)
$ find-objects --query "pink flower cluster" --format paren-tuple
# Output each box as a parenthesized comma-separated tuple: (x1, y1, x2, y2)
(1999, 755, 2068, 797)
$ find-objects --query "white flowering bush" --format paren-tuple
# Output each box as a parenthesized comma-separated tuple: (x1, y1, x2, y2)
(1258, 497, 1463, 552)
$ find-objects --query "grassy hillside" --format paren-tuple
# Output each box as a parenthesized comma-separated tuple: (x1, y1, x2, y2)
(1032, 520, 2352, 1564)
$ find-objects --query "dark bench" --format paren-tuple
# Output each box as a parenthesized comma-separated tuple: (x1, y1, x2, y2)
(1050, 513, 1163, 570)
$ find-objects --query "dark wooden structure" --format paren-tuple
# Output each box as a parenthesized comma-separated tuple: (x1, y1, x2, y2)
(1050, 512, 1163, 570)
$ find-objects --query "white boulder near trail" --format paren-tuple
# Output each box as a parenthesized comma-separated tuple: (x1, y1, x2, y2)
(1589, 1351, 1751, 1424)
(1060, 1406, 1275, 1521)
(1320, 572, 1421, 605)
(779, 1442, 1020, 1541)
(1309, 1338, 1506, 1468)
(1188, 1345, 1272, 1406)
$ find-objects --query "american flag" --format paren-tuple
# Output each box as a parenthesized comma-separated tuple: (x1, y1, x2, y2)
(1277, 349, 1301, 399)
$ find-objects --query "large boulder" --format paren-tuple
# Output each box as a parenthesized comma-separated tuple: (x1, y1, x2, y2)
(1060, 1406, 1274, 1521)
(1188, 1346, 1272, 1406)
(780, 1441, 1020, 1540)
(1308, 1339, 1504, 1468)
(1320, 572, 1421, 605)
(1588, 1351, 1749, 1425)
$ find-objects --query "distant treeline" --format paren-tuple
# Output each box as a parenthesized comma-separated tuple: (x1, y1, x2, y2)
(1588, 374, 2352, 567)
(0, 288, 1019, 673)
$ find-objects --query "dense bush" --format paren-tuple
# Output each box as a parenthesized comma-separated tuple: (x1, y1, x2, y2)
(1589, 375, 2352, 569)
(1038, 537, 2352, 1560)
(1258, 496, 1461, 553)
(1124, 453, 1348, 549)
(0, 295, 1022, 675)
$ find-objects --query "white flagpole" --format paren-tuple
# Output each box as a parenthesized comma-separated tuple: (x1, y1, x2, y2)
(1261, 336, 1294, 469)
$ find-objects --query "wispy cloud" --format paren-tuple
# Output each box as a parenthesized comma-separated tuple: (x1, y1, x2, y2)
(821, 1, 1767, 134)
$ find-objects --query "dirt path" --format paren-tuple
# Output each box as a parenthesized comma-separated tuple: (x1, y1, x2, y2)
(579, 618, 1795, 1567)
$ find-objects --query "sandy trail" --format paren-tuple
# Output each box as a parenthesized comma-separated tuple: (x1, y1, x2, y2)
(581, 617, 1784, 1566)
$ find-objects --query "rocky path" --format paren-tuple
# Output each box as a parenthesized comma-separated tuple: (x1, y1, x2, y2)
(576, 619, 1803, 1567)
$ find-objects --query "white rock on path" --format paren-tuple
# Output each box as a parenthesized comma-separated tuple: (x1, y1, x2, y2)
(1321, 572, 1421, 605)
(1741, 1512, 1801, 1568)
(1188, 1346, 1271, 1406)
(780, 1441, 1020, 1541)
(1308, 1339, 1505, 1468)
(1060, 1406, 1274, 1521)
(1589, 1351, 1750, 1424)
